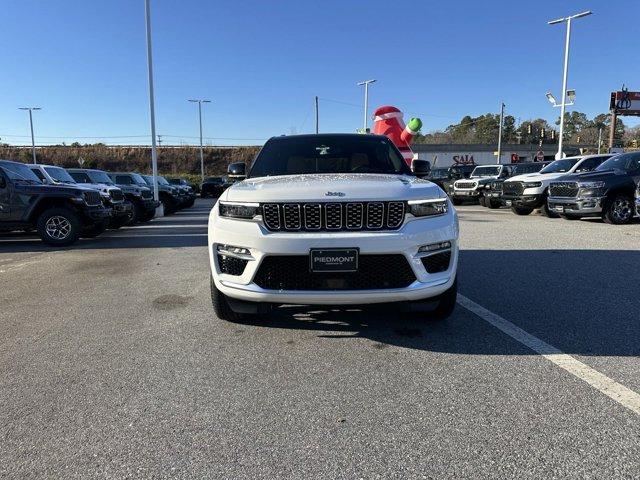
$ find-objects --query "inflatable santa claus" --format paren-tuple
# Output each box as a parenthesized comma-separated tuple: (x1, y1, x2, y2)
(371, 105, 422, 165)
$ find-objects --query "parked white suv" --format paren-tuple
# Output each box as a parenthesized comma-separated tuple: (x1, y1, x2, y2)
(208, 134, 459, 321)
(451, 165, 511, 205)
(501, 155, 611, 216)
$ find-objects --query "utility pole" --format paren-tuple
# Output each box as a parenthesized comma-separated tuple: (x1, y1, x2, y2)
(157, 134, 163, 146)
(597, 127, 603, 154)
(314, 96, 319, 134)
(608, 111, 617, 150)
(144, 0, 162, 215)
(19, 107, 41, 164)
(188, 99, 211, 184)
(357, 79, 376, 132)
(548, 10, 592, 159)
(496, 102, 505, 164)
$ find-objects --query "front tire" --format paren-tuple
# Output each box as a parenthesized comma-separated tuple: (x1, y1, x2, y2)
(602, 194, 634, 225)
(210, 275, 245, 322)
(36, 207, 81, 246)
(511, 206, 534, 215)
(82, 221, 107, 238)
(487, 198, 501, 209)
(431, 277, 458, 320)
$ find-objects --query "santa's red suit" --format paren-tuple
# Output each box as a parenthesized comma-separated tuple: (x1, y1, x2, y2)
(371, 105, 422, 165)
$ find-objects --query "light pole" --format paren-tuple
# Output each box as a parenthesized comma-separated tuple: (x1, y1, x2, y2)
(188, 99, 211, 184)
(19, 107, 41, 164)
(357, 79, 376, 132)
(547, 10, 592, 159)
(496, 102, 505, 165)
(144, 0, 162, 215)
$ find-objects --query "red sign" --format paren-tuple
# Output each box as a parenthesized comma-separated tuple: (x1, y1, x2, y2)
(510, 153, 519, 163)
(610, 90, 640, 116)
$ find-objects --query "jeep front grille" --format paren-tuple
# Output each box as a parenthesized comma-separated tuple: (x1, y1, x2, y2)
(502, 182, 524, 195)
(455, 181, 476, 189)
(549, 182, 579, 198)
(83, 191, 102, 206)
(109, 189, 124, 202)
(262, 201, 406, 232)
(141, 189, 153, 199)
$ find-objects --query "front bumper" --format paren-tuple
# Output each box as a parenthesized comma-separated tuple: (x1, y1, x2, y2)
(110, 201, 133, 217)
(452, 189, 480, 199)
(80, 205, 112, 222)
(208, 208, 459, 306)
(501, 193, 545, 208)
(548, 196, 604, 216)
(142, 199, 160, 211)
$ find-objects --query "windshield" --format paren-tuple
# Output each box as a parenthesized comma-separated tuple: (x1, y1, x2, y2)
(205, 177, 223, 184)
(168, 178, 184, 185)
(158, 176, 170, 186)
(130, 173, 148, 186)
(0, 161, 42, 183)
(471, 166, 500, 177)
(44, 166, 76, 184)
(429, 169, 450, 179)
(87, 170, 114, 184)
(539, 158, 579, 174)
(249, 135, 411, 178)
(596, 153, 640, 172)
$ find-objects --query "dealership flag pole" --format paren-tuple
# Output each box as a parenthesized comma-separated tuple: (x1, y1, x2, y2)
(144, 0, 162, 216)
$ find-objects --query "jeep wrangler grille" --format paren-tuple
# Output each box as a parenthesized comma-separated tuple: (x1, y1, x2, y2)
(262, 201, 406, 232)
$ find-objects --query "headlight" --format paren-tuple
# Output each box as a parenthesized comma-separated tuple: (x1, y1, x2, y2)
(578, 181, 605, 189)
(408, 199, 448, 217)
(219, 201, 260, 219)
(523, 182, 542, 188)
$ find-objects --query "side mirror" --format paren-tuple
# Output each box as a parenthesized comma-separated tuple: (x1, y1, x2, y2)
(412, 159, 431, 178)
(228, 162, 246, 180)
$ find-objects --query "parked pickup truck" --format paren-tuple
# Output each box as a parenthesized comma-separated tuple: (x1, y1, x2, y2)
(501, 155, 611, 217)
(483, 162, 550, 209)
(548, 152, 640, 224)
(0, 160, 110, 245)
(451, 164, 511, 205)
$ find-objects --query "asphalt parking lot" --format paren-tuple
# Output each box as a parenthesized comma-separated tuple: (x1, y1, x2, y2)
(1, 198, 639, 478)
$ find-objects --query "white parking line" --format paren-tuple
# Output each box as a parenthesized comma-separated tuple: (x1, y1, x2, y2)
(457, 294, 640, 416)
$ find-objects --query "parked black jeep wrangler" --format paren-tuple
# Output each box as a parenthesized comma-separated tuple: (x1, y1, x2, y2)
(483, 162, 550, 208)
(426, 164, 475, 196)
(0, 160, 110, 246)
(108, 172, 159, 223)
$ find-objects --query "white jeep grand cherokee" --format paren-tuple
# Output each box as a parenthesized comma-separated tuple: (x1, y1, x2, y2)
(208, 134, 459, 321)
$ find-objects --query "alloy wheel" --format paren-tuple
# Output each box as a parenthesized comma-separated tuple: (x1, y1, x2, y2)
(612, 198, 632, 223)
(45, 216, 72, 240)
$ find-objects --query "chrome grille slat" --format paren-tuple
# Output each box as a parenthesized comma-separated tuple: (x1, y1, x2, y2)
(262, 202, 406, 232)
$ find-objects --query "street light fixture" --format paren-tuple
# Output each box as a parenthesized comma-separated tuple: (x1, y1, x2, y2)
(547, 10, 592, 159)
(357, 79, 376, 132)
(19, 107, 41, 164)
(188, 99, 211, 184)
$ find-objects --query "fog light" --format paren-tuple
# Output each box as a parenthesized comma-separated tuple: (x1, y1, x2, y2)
(216, 244, 252, 258)
(418, 241, 451, 253)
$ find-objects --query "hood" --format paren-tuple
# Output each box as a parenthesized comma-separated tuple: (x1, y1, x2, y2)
(14, 183, 84, 196)
(557, 169, 626, 183)
(222, 174, 443, 203)
(506, 171, 568, 183)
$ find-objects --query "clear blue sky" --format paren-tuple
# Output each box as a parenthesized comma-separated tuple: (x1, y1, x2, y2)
(1, 0, 638, 146)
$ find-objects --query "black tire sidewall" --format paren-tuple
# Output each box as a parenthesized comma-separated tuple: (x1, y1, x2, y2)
(36, 207, 81, 246)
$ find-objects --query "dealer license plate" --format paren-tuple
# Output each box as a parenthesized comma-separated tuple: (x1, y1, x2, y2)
(310, 248, 358, 273)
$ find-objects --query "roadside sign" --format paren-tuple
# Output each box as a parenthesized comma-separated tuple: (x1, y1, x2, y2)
(610, 90, 640, 116)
